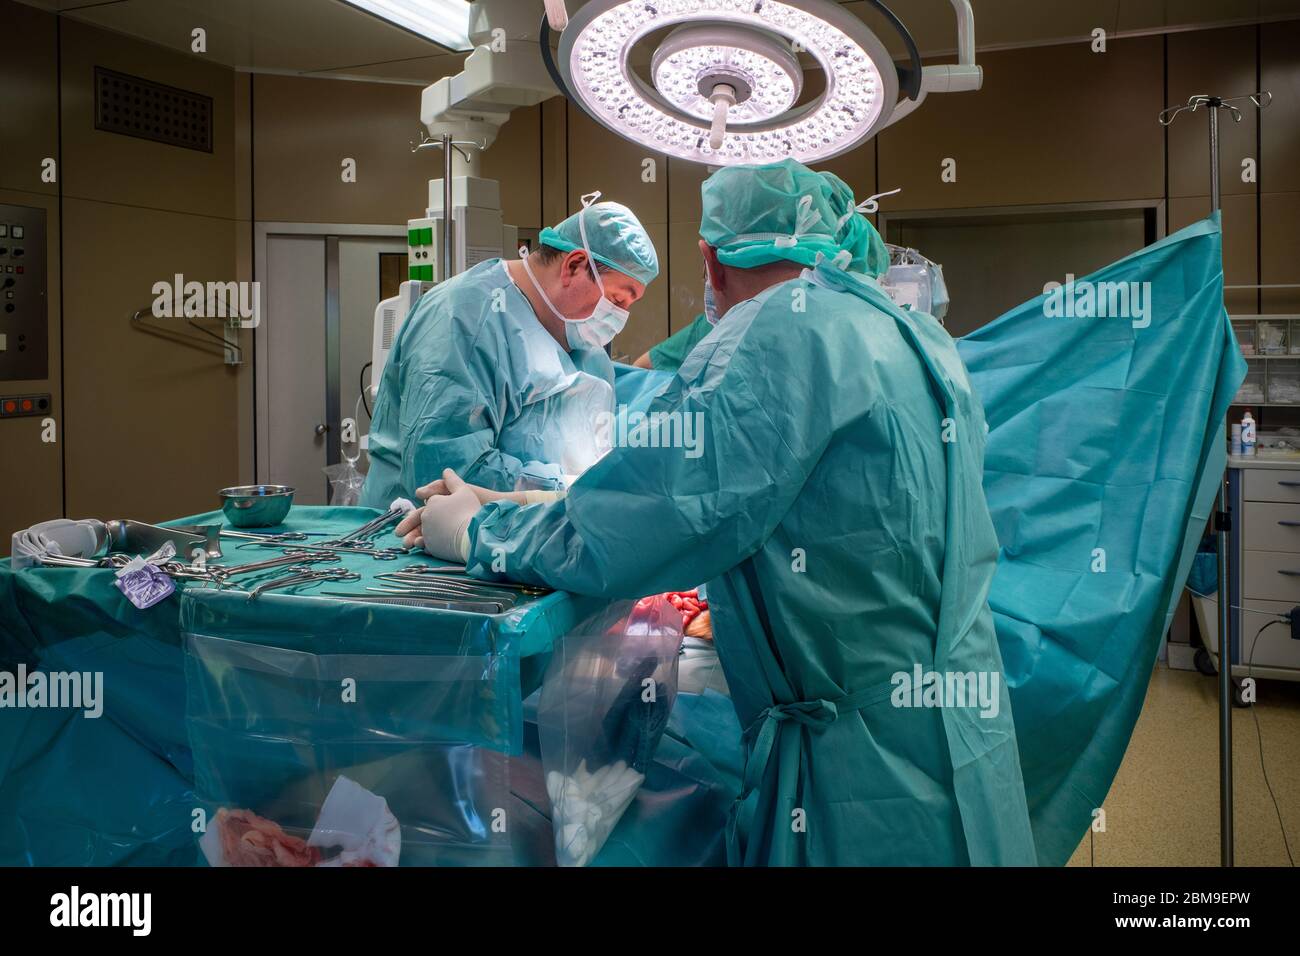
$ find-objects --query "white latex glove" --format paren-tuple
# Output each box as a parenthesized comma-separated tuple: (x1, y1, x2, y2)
(418, 468, 564, 507)
(418, 468, 513, 505)
(419, 485, 481, 561)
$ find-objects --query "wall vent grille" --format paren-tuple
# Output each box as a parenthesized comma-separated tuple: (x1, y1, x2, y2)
(94, 66, 212, 153)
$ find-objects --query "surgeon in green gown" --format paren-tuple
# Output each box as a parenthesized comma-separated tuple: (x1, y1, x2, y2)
(410, 159, 1038, 866)
(361, 193, 659, 508)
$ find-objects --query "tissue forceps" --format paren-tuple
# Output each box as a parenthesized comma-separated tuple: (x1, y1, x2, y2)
(214, 551, 341, 579)
(248, 566, 361, 600)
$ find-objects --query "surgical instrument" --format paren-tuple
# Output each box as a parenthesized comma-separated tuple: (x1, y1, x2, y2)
(372, 572, 538, 598)
(244, 539, 405, 560)
(364, 585, 515, 612)
(372, 576, 531, 604)
(219, 529, 321, 544)
(377, 566, 552, 595)
(319, 592, 506, 614)
(213, 551, 341, 580)
(330, 499, 415, 545)
(247, 566, 361, 600)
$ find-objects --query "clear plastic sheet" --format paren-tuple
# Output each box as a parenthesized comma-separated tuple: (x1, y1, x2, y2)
(324, 460, 365, 506)
(537, 596, 681, 866)
(184, 630, 513, 866)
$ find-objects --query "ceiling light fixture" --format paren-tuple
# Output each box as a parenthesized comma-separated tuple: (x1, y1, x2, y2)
(338, 0, 473, 52)
(543, 0, 983, 167)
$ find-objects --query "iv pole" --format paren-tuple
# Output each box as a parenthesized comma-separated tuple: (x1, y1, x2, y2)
(411, 131, 487, 282)
(1158, 90, 1271, 867)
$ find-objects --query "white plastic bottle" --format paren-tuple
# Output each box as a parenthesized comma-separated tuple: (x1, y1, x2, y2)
(1241, 410, 1256, 456)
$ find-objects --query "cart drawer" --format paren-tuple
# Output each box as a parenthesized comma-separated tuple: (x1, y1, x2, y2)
(1242, 500, 1300, 553)
(1243, 469, 1300, 503)
(1242, 548, 1300, 603)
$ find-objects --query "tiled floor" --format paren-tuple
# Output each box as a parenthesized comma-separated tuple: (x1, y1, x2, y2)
(1066, 662, 1300, 866)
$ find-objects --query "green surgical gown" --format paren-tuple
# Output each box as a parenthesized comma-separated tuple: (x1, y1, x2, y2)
(468, 263, 1038, 866)
(362, 260, 616, 507)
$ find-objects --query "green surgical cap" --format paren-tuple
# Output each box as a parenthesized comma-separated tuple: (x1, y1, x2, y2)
(539, 199, 660, 286)
(699, 158, 890, 278)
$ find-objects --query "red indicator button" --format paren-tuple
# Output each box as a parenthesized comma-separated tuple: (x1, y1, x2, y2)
(20, 399, 33, 412)
(2, 401, 16, 414)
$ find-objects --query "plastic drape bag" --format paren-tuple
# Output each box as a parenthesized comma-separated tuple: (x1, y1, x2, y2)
(537, 596, 681, 866)
(183, 632, 513, 866)
(324, 459, 364, 506)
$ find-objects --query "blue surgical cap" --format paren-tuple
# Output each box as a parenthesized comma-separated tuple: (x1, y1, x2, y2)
(699, 158, 890, 278)
(539, 199, 660, 287)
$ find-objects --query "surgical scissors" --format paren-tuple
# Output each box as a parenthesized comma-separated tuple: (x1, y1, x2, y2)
(213, 551, 341, 579)
(247, 566, 361, 600)
(320, 592, 506, 613)
(380, 565, 552, 595)
(364, 585, 515, 612)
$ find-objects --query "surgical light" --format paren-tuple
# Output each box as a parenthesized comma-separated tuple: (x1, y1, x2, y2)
(338, 0, 473, 52)
(554, 0, 900, 166)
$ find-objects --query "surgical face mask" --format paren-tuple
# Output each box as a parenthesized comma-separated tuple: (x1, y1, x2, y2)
(518, 200, 631, 351)
(520, 250, 623, 351)
(703, 274, 721, 325)
(570, 196, 630, 347)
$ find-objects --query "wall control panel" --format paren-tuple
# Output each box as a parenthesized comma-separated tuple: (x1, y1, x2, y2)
(0, 204, 48, 381)
(0, 393, 51, 418)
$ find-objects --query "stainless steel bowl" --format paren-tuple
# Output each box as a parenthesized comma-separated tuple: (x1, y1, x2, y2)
(219, 485, 295, 528)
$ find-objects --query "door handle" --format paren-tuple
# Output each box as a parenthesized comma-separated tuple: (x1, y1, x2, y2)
(1278, 520, 1300, 527)
(1278, 569, 1300, 576)
(315, 424, 329, 436)
(1278, 481, 1300, 487)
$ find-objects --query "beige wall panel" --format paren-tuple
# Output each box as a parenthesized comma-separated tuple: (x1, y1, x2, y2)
(610, 221, 669, 365)
(667, 157, 708, 227)
(233, 73, 254, 480)
(815, 140, 878, 202)
(62, 198, 238, 521)
(1261, 20, 1300, 193)
(0, 0, 59, 197)
(234, 71, 252, 221)
(667, 221, 707, 335)
(878, 37, 1164, 210)
(252, 75, 428, 225)
(1262, 192, 1300, 315)
(566, 106, 667, 224)
(234, 218, 255, 482)
(59, 19, 236, 220)
(1170, 194, 1258, 315)
(482, 103, 543, 230)
(1168, 27, 1258, 199)
(541, 99, 569, 227)
(0, 187, 63, 543)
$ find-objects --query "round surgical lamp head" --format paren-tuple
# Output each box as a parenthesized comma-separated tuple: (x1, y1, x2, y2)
(556, 0, 900, 167)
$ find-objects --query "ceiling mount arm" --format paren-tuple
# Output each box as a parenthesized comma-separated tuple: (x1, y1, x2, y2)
(880, 0, 982, 131)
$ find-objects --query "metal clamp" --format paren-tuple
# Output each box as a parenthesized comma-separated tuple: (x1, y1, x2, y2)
(248, 566, 361, 600)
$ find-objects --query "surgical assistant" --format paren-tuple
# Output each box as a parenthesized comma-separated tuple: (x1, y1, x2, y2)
(361, 195, 659, 507)
(417, 159, 1037, 866)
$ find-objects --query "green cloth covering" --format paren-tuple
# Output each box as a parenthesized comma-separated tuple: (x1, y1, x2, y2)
(955, 213, 1245, 865)
(649, 314, 714, 372)
(469, 260, 1037, 866)
(539, 200, 660, 286)
(361, 259, 617, 507)
(699, 158, 889, 277)
(0, 507, 583, 866)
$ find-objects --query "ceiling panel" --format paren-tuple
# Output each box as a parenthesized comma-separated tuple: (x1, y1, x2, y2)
(18, 0, 462, 77)
(16, 0, 1300, 86)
